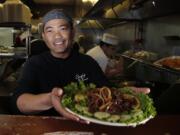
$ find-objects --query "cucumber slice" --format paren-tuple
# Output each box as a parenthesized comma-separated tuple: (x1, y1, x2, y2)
(94, 112, 110, 120)
(107, 115, 120, 122)
(120, 114, 132, 122)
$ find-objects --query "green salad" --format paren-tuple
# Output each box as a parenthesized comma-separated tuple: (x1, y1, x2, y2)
(61, 81, 156, 125)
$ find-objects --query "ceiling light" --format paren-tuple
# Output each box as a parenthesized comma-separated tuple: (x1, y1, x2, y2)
(82, 0, 98, 5)
(152, 1, 156, 7)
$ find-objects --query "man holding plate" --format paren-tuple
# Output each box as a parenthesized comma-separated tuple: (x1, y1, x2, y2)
(11, 9, 150, 123)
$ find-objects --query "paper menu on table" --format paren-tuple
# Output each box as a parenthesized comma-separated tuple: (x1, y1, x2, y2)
(43, 131, 94, 135)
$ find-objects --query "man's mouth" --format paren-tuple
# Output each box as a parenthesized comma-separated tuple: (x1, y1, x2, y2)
(54, 39, 64, 46)
(54, 41, 63, 45)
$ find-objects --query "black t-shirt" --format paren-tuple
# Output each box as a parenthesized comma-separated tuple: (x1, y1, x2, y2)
(11, 50, 109, 116)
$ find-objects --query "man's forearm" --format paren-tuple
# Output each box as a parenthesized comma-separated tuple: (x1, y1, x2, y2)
(17, 93, 53, 114)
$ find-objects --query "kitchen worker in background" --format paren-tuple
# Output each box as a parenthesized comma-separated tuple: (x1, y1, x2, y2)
(86, 33, 123, 78)
(73, 35, 85, 53)
(30, 38, 49, 57)
(29, 23, 49, 57)
(22, 24, 49, 57)
(11, 9, 150, 123)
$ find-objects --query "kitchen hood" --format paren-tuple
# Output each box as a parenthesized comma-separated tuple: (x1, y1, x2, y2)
(103, 0, 179, 20)
(1, 0, 32, 24)
(78, 0, 180, 28)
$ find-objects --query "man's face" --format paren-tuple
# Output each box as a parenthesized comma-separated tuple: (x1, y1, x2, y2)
(42, 19, 74, 58)
(104, 45, 116, 58)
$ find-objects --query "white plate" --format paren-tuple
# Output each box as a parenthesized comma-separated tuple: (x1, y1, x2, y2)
(66, 108, 153, 127)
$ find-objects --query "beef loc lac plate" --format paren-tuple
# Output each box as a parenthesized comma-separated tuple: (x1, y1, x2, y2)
(61, 82, 156, 127)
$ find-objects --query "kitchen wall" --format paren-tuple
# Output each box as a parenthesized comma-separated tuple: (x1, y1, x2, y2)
(105, 15, 180, 57)
(144, 15, 180, 57)
(76, 27, 102, 52)
(103, 15, 180, 84)
(106, 22, 136, 53)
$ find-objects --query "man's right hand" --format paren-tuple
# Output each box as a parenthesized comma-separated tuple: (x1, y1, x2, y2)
(51, 88, 90, 124)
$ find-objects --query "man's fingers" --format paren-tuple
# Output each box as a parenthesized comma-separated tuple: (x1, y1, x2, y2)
(51, 89, 80, 121)
(130, 87, 150, 94)
(58, 106, 80, 121)
(51, 88, 63, 96)
(51, 88, 90, 124)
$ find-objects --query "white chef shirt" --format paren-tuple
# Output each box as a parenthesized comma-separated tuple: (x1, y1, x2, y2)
(86, 46, 109, 72)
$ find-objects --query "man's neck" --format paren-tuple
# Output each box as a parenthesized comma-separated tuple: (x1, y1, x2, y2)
(50, 50, 71, 59)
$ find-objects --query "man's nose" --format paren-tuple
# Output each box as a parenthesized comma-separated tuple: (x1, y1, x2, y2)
(54, 31, 62, 38)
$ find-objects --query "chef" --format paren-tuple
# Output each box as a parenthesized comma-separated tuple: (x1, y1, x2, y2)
(86, 33, 123, 78)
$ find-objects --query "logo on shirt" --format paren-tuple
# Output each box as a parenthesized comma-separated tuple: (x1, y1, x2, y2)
(75, 73, 88, 82)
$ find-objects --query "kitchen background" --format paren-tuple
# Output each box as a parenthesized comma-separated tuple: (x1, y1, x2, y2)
(0, 0, 179, 114)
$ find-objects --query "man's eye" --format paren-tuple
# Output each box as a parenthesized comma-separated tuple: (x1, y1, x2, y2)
(46, 29, 52, 33)
(44, 28, 52, 33)
(60, 26, 68, 30)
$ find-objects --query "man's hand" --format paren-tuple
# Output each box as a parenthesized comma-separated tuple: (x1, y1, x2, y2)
(51, 88, 90, 124)
(106, 59, 124, 78)
(129, 87, 150, 94)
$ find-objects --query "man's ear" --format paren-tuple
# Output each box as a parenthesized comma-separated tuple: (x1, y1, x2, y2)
(42, 32, 45, 40)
